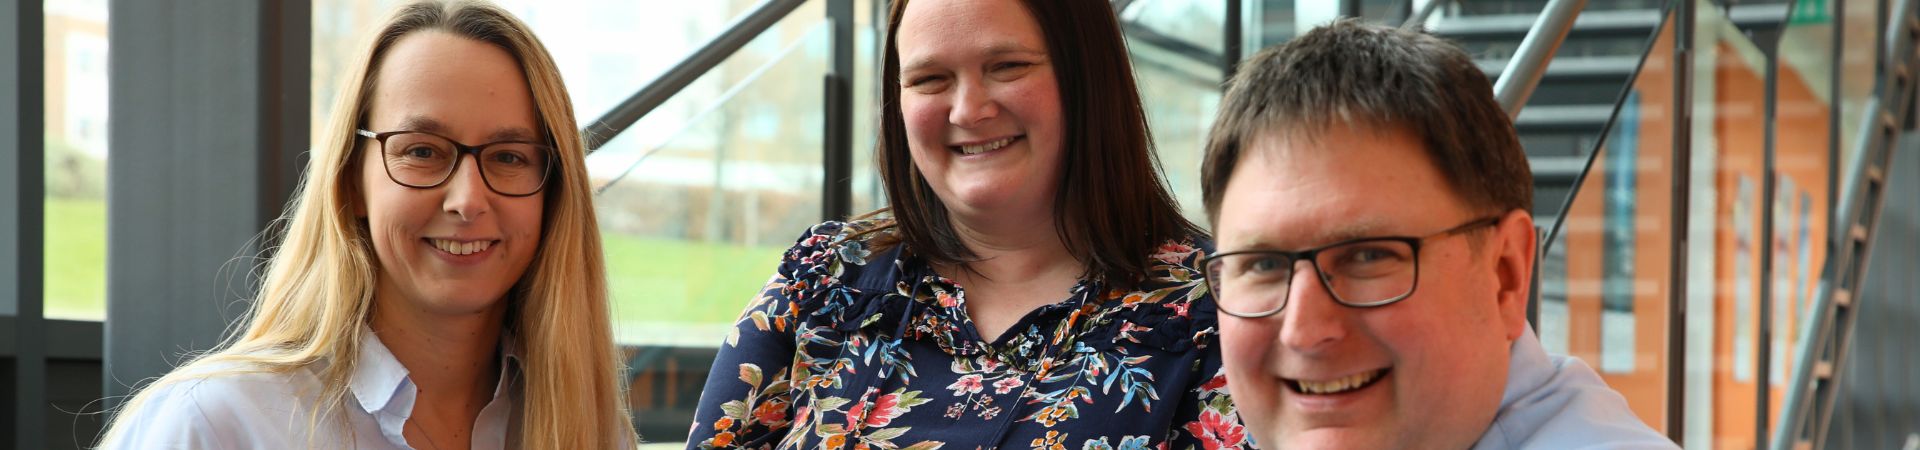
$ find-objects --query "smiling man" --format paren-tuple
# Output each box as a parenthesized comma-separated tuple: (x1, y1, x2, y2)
(1197, 20, 1675, 449)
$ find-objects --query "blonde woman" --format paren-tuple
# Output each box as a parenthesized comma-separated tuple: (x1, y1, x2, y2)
(97, 1, 635, 448)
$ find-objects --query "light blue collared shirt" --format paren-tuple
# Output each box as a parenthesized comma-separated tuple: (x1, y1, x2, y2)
(1472, 328, 1678, 450)
(104, 328, 522, 449)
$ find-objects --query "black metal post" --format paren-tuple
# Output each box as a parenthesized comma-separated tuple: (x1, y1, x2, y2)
(3, 0, 47, 448)
(1667, 0, 1695, 442)
(1756, 2, 1786, 443)
(825, 0, 854, 222)
(1225, 0, 1243, 80)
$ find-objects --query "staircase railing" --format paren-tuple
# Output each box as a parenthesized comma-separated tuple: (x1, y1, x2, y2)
(1771, 0, 1920, 446)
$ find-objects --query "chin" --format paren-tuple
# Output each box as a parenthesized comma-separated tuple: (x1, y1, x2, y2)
(420, 288, 514, 314)
(1276, 426, 1396, 450)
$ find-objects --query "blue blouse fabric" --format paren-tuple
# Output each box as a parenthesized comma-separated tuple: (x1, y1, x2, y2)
(687, 219, 1250, 450)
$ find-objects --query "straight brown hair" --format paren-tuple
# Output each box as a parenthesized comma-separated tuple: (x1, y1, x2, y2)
(871, 0, 1199, 289)
(1200, 19, 1533, 224)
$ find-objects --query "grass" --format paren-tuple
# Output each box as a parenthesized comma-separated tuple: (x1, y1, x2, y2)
(601, 232, 787, 338)
(45, 198, 107, 321)
(42, 197, 787, 344)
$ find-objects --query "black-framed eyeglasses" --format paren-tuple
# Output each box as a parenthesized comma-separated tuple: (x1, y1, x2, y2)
(356, 129, 555, 197)
(1202, 216, 1503, 318)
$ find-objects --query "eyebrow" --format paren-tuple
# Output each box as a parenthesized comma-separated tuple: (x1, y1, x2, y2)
(393, 115, 541, 143)
(1226, 218, 1393, 253)
(899, 43, 1049, 75)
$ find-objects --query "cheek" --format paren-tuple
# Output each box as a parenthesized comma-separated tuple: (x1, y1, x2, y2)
(1219, 318, 1275, 365)
(1002, 76, 1062, 133)
(508, 198, 544, 243)
(899, 95, 947, 144)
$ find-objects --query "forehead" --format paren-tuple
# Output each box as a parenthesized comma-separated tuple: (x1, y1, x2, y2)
(896, 0, 1047, 62)
(1213, 125, 1471, 250)
(367, 31, 539, 142)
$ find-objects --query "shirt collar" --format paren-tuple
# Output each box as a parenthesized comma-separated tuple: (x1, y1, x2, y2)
(348, 327, 523, 415)
(350, 327, 413, 415)
(1497, 326, 1552, 409)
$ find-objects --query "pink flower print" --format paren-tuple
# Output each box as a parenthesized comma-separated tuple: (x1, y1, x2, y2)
(846, 390, 909, 429)
(948, 374, 986, 395)
(1152, 242, 1197, 265)
(993, 377, 1024, 394)
(1181, 410, 1246, 450)
(1198, 373, 1228, 394)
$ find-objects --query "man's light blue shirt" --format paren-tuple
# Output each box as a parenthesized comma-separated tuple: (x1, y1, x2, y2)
(1472, 327, 1678, 450)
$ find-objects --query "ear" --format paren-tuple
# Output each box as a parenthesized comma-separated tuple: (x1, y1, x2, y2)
(1490, 208, 1536, 342)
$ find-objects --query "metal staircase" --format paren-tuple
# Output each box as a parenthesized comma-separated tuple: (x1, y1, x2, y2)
(1774, 0, 1920, 447)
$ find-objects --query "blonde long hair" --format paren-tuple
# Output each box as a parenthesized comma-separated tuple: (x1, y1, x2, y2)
(99, 1, 636, 448)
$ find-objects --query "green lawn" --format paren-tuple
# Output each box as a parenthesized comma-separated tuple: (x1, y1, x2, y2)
(45, 198, 107, 321)
(41, 197, 780, 334)
(601, 232, 787, 328)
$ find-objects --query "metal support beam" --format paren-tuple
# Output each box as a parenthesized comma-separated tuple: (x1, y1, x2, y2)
(3, 0, 47, 448)
(1667, 0, 1695, 442)
(104, 0, 309, 404)
(1757, 9, 1783, 445)
(1225, 0, 1243, 79)
(824, 0, 854, 222)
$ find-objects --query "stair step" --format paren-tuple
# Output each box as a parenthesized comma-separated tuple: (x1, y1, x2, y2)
(1529, 155, 1586, 182)
(1477, 55, 1640, 79)
(1429, 4, 1788, 38)
(1515, 104, 1612, 130)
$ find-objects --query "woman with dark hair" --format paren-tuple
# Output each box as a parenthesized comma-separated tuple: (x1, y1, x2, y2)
(687, 1, 1246, 449)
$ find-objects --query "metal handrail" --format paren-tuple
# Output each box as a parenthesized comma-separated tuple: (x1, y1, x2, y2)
(579, 0, 809, 151)
(1772, 0, 1920, 445)
(1403, 0, 1452, 29)
(1494, 0, 1589, 117)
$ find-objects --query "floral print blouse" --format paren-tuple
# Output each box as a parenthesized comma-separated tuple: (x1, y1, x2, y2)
(687, 219, 1250, 450)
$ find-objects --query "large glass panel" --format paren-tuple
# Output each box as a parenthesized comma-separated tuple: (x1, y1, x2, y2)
(43, 0, 111, 321)
(591, 16, 828, 347)
(1684, 3, 1785, 447)
(589, 14, 829, 443)
(1538, 13, 1676, 434)
(1121, 0, 1226, 56)
(312, 0, 832, 347)
(850, 0, 886, 215)
(1127, 14, 1226, 226)
(1765, 0, 1837, 441)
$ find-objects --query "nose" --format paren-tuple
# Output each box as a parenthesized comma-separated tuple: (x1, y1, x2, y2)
(442, 155, 492, 222)
(947, 78, 998, 128)
(1277, 259, 1351, 354)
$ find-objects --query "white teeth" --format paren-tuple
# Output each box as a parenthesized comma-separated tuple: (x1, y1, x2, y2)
(431, 239, 493, 256)
(958, 137, 1016, 155)
(1294, 369, 1384, 395)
